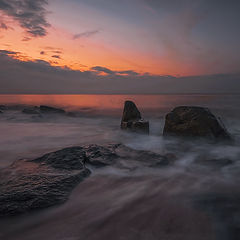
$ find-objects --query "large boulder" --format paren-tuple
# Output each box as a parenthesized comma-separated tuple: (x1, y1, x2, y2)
(121, 101, 149, 134)
(163, 106, 231, 140)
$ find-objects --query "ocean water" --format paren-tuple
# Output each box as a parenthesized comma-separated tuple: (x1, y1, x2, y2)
(0, 94, 240, 240)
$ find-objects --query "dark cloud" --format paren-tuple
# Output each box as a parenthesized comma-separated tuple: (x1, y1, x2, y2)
(73, 30, 100, 40)
(0, 0, 50, 37)
(91, 66, 114, 74)
(91, 66, 139, 76)
(0, 49, 18, 55)
(53, 50, 62, 54)
(117, 70, 139, 76)
(0, 50, 239, 94)
(51, 55, 61, 59)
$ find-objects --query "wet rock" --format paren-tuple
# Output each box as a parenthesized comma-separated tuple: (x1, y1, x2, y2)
(0, 147, 90, 217)
(0, 144, 174, 217)
(39, 105, 65, 114)
(121, 101, 149, 134)
(84, 144, 119, 167)
(92, 144, 175, 169)
(163, 106, 231, 140)
(0, 105, 8, 111)
(22, 106, 40, 114)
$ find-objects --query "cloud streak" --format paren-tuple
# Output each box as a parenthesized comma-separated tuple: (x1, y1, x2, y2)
(0, 0, 50, 37)
(73, 30, 100, 40)
(0, 50, 239, 94)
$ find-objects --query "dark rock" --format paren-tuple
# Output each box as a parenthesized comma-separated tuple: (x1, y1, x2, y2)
(0, 143, 174, 217)
(0, 105, 7, 111)
(33, 147, 88, 170)
(22, 106, 40, 114)
(121, 101, 149, 134)
(121, 101, 142, 122)
(0, 110, 2, 114)
(84, 144, 119, 167)
(0, 147, 90, 217)
(163, 106, 231, 140)
(39, 105, 65, 114)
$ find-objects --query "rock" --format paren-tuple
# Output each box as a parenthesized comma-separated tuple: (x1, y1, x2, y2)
(84, 143, 174, 169)
(84, 144, 119, 167)
(22, 106, 40, 114)
(163, 106, 231, 140)
(0, 147, 90, 217)
(0, 143, 174, 217)
(39, 105, 65, 114)
(0, 105, 8, 111)
(121, 101, 149, 134)
(0, 110, 2, 114)
(121, 101, 142, 122)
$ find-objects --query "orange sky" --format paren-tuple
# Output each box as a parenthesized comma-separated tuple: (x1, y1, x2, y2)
(0, 7, 200, 76)
(0, 0, 240, 78)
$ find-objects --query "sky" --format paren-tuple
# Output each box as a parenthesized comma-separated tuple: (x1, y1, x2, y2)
(0, 0, 240, 94)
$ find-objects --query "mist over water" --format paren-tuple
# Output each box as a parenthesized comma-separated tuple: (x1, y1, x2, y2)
(0, 94, 240, 240)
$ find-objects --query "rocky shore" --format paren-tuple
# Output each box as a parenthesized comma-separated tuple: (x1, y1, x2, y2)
(0, 101, 239, 240)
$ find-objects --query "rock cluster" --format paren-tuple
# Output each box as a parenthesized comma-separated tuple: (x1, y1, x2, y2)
(121, 101, 149, 134)
(163, 106, 231, 140)
(22, 105, 66, 115)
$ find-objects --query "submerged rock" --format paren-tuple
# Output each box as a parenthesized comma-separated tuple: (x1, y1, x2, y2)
(121, 101, 149, 134)
(39, 105, 65, 114)
(163, 106, 231, 140)
(0, 147, 90, 217)
(0, 105, 7, 111)
(22, 106, 40, 114)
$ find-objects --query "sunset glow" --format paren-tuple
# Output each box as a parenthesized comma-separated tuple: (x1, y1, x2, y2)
(0, 0, 240, 94)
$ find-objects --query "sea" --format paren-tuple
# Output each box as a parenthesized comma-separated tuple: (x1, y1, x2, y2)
(0, 94, 240, 240)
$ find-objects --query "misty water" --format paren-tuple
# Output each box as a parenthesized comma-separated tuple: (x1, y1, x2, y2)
(0, 94, 240, 240)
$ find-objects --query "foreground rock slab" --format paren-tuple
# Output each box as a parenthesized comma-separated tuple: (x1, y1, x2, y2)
(121, 101, 149, 134)
(0, 144, 175, 217)
(163, 106, 231, 140)
(0, 147, 90, 217)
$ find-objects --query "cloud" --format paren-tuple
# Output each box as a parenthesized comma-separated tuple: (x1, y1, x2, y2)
(91, 66, 139, 76)
(91, 66, 114, 74)
(0, 22, 8, 29)
(0, 0, 50, 37)
(0, 50, 239, 94)
(0, 49, 18, 55)
(51, 55, 61, 59)
(73, 30, 100, 40)
(52, 50, 62, 54)
(22, 36, 31, 41)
